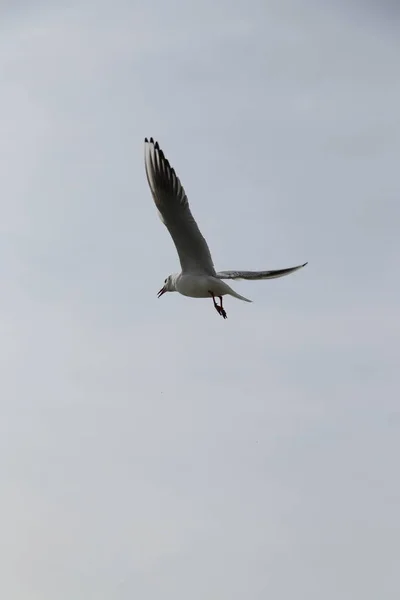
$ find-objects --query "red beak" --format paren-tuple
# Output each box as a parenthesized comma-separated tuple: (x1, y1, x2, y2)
(157, 286, 166, 298)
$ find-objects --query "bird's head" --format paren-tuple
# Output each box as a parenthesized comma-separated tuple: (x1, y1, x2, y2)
(157, 274, 176, 298)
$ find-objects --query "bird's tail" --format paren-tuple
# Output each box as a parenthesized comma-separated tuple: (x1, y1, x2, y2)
(226, 287, 252, 303)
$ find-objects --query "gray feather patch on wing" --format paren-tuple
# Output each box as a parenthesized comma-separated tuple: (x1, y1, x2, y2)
(216, 263, 308, 280)
(144, 137, 216, 275)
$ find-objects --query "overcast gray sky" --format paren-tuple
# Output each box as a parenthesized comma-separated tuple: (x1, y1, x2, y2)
(1, 1, 399, 598)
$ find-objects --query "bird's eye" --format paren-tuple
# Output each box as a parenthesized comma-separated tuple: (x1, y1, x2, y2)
(164, 279, 167, 284)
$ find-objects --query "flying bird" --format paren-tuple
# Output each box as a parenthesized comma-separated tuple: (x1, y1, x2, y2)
(144, 137, 307, 319)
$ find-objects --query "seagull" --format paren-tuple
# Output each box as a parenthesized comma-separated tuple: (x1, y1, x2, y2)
(144, 137, 307, 319)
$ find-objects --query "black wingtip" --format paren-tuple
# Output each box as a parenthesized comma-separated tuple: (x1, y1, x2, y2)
(145, 137, 160, 148)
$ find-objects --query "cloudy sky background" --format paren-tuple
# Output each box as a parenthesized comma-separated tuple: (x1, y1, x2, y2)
(1, 1, 399, 598)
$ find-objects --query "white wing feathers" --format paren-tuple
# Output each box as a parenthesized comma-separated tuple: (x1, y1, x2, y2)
(144, 137, 216, 275)
(216, 263, 308, 280)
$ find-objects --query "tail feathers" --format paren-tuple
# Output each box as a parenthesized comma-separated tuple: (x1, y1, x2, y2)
(227, 289, 252, 303)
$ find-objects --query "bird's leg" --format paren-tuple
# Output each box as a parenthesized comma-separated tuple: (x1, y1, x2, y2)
(209, 291, 219, 311)
(208, 292, 227, 319)
(218, 296, 227, 319)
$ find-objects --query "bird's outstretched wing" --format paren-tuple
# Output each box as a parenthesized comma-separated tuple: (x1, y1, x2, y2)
(216, 262, 308, 280)
(144, 137, 216, 275)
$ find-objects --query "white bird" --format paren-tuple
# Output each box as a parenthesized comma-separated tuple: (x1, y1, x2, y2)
(144, 137, 307, 319)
